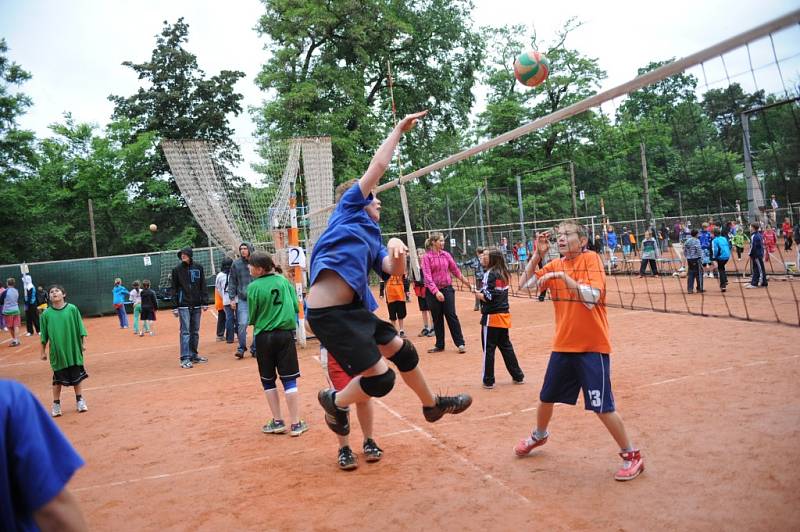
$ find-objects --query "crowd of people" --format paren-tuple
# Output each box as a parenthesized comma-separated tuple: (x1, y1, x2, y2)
(10, 111, 800, 527)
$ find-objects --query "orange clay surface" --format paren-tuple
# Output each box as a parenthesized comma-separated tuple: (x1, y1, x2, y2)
(1, 284, 799, 531)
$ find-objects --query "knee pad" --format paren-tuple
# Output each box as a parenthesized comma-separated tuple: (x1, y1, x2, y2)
(390, 339, 419, 372)
(261, 377, 277, 391)
(280, 377, 298, 394)
(360, 369, 396, 398)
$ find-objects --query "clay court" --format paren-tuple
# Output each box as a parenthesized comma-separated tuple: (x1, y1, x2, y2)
(2, 282, 799, 531)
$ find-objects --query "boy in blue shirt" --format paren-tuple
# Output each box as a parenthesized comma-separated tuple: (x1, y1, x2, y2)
(698, 223, 713, 278)
(0, 380, 87, 531)
(746, 222, 768, 288)
(307, 110, 472, 437)
(712, 227, 731, 292)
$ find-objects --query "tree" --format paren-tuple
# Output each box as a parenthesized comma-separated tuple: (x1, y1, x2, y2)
(253, 0, 484, 183)
(108, 18, 246, 249)
(110, 18, 245, 171)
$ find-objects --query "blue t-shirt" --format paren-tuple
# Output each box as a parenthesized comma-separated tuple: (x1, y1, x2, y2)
(698, 230, 712, 249)
(712, 236, 731, 260)
(0, 380, 84, 531)
(310, 183, 388, 312)
(518, 246, 528, 261)
(606, 232, 617, 249)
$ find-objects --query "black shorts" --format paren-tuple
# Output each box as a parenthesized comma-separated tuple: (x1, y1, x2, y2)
(254, 329, 300, 383)
(52, 365, 88, 386)
(140, 308, 156, 321)
(307, 302, 397, 377)
(387, 301, 407, 321)
(417, 296, 429, 311)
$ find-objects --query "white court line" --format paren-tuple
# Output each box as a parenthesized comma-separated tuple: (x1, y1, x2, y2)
(81, 367, 249, 392)
(374, 398, 531, 505)
(637, 354, 799, 389)
(0, 343, 174, 369)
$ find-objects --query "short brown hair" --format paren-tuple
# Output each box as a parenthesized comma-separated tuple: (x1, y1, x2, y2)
(558, 220, 588, 240)
(6, 278, 15, 286)
(335, 178, 360, 203)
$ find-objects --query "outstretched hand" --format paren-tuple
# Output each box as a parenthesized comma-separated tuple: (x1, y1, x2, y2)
(387, 237, 408, 259)
(398, 110, 428, 132)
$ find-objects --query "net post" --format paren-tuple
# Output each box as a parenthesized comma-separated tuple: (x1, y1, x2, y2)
(289, 182, 306, 348)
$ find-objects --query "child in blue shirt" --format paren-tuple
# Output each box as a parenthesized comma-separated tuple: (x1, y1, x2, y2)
(111, 278, 129, 329)
(307, 110, 472, 438)
(747, 222, 768, 288)
(712, 227, 731, 292)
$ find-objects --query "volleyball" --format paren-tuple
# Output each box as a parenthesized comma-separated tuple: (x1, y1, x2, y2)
(513, 50, 550, 87)
(149, 223, 158, 232)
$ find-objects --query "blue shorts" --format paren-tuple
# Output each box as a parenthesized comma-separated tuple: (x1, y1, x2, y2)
(539, 352, 615, 413)
(701, 248, 711, 265)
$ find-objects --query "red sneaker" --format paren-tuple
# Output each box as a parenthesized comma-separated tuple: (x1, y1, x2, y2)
(514, 432, 548, 456)
(614, 449, 644, 481)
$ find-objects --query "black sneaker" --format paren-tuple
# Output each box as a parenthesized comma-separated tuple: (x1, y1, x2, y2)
(423, 394, 473, 422)
(425, 329, 435, 337)
(418, 328, 429, 337)
(318, 389, 350, 435)
(235, 350, 244, 359)
(191, 356, 208, 364)
(363, 438, 383, 463)
(338, 446, 358, 470)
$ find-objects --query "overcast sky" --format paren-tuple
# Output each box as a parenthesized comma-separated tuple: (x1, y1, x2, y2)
(2, 0, 798, 180)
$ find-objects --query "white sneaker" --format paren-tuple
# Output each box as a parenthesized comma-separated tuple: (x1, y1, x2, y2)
(77, 398, 88, 412)
(51, 403, 62, 417)
(25, 332, 32, 337)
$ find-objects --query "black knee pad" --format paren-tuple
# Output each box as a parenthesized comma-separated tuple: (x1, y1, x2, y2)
(390, 339, 419, 372)
(360, 369, 396, 398)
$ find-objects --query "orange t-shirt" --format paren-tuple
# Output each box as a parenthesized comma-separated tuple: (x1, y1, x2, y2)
(385, 275, 406, 303)
(535, 251, 611, 354)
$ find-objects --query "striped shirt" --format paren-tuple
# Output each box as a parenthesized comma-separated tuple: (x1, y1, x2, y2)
(421, 250, 460, 295)
(683, 237, 702, 260)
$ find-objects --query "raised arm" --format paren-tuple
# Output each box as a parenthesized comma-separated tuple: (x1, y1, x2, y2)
(519, 231, 550, 289)
(358, 110, 428, 197)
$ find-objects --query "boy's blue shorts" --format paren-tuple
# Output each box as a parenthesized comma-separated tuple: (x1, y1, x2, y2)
(701, 248, 712, 265)
(539, 352, 615, 413)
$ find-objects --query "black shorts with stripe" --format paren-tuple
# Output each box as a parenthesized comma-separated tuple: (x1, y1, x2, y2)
(307, 302, 397, 377)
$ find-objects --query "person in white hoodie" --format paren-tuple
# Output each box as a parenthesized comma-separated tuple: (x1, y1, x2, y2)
(22, 274, 40, 336)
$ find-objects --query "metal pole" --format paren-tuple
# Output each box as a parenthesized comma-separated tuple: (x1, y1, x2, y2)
(289, 182, 306, 348)
(516, 175, 526, 244)
(678, 190, 684, 219)
(484, 178, 492, 245)
(641, 141, 653, 231)
(477, 186, 486, 246)
(87, 199, 98, 258)
(742, 111, 765, 223)
(569, 161, 578, 218)
(445, 194, 453, 253)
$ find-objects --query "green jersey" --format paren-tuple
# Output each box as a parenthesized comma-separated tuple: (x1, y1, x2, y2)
(247, 274, 298, 335)
(40, 303, 87, 371)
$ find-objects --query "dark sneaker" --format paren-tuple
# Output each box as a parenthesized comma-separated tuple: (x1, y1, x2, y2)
(423, 394, 473, 422)
(425, 329, 435, 337)
(235, 350, 244, 359)
(363, 438, 383, 463)
(191, 356, 208, 364)
(262, 419, 287, 434)
(290, 420, 309, 437)
(338, 446, 358, 470)
(418, 328, 428, 337)
(318, 389, 350, 435)
(427, 347, 444, 353)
